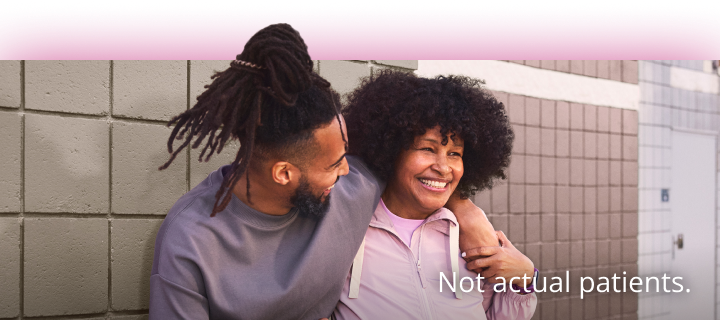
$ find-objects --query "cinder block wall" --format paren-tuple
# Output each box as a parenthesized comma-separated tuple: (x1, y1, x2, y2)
(0, 60, 412, 320)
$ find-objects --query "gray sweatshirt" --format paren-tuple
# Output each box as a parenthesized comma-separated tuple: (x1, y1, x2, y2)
(149, 156, 383, 320)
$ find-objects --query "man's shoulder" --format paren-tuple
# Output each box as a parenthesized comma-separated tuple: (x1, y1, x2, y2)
(153, 167, 226, 261)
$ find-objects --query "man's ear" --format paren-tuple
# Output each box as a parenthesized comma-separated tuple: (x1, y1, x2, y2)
(271, 161, 299, 185)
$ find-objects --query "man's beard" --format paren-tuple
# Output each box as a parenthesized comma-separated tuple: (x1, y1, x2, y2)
(290, 176, 331, 219)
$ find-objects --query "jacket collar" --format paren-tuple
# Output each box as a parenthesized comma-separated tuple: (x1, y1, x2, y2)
(368, 199, 458, 235)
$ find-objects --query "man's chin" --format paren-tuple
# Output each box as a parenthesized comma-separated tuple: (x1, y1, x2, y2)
(290, 182, 331, 219)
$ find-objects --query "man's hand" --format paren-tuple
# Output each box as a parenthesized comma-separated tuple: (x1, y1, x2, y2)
(463, 231, 535, 287)
(445, 191, 500, 252)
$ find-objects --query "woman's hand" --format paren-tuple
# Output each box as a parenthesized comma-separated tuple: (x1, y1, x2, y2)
(462, 231, 535, 288)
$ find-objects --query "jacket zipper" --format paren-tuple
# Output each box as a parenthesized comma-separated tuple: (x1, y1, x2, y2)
(370, 223, 435, 319)
(414, 226, 434, 320)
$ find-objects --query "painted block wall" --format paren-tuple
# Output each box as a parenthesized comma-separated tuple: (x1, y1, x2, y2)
(417, 60, 640, 320)
(0, 60, 409, 320)
(636, 60, 720, 320)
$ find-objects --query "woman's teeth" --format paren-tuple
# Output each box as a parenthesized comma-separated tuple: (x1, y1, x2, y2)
(419, 179, 447, 188)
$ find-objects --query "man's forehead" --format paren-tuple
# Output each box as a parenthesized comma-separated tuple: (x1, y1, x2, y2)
(310, 118, 346, 164)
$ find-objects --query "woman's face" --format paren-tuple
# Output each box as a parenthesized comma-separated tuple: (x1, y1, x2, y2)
(386, 126, 464, 217)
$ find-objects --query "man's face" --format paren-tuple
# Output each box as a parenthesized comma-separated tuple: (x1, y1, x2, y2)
(291, 116, 349, 217)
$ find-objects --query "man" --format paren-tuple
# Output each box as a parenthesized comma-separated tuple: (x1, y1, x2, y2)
(150, 23, 500, 319)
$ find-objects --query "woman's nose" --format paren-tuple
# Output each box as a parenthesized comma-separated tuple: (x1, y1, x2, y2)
(432, 156, 451, 175)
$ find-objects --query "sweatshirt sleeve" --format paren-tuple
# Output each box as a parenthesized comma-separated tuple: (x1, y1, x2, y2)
(149, 274, 210, 320)
(481, 281, 537, 320)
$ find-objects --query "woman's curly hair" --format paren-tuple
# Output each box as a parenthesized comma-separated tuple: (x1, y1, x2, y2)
(344, 69, 514, 198)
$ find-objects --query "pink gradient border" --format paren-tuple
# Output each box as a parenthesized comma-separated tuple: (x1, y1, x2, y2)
(2, 3, 719, 60)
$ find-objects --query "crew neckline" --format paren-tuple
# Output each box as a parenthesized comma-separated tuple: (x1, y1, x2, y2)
(218, 165, 299, 230)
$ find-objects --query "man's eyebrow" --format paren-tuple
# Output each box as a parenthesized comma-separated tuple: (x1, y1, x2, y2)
(326, 153, 346, 170)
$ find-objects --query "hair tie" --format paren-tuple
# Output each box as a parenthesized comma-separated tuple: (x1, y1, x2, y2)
(234, 59, 265, 70)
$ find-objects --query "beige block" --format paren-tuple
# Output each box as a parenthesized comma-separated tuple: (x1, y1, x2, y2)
(0, 111, 21, 212)
(25, 114, 109, 213)
(189, 60, 231, 105)
(24, 218, 108, 316)
(0, 218, 20, 318)
(374, 60, 418, 70)
(26, 61, 110, 115)
(0, 61, 21, 108)
(318, 60, 371, 98)
(112, 121, 187, 215)
(111, 219, 163, 311)
(190, 140, 240, 188)
(113, 61, 187, 121)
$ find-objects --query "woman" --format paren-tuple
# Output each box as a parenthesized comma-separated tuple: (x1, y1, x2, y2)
(335, 70, 537, 319)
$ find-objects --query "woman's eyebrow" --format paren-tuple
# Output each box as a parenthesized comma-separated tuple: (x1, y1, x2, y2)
(421, 138, 464, 147)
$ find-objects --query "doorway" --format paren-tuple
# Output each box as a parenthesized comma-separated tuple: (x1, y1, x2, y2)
(669, 129, 717, 319)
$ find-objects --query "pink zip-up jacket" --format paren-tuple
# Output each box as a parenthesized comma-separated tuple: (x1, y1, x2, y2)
(334, 204, 537, 320)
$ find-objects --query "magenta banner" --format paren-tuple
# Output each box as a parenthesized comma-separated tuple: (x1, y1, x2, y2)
(0, 7, 720, 60)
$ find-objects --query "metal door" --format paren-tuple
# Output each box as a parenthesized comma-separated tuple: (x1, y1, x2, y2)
(669, 129, 717, 319)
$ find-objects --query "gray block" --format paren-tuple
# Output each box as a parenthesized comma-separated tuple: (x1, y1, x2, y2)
(652, 63, 661, 84)
(652, 84, 662, 106)
(671, 87, 681, 108)
(25, 114, 109, 213)
(661, 65, 671, 85)
(639, 61, 652, 82)
(190, 140, 240, 188)
(0, 218, 20, 318)
(111, 219, 163, 311)
(0, 61, 21, 108)
(189, 60, 230, 105)
(373, 60, 418, 70)
(24, 218, 108, 316)
(113, 61, 187, 121)
(0, 111, 21, 212)
(318, 60, 371, 98)
(661, 86, 671, 107)
(112, 315, 149, 320)
(112, 121, 187, 215)
(26, 61, 110, 115)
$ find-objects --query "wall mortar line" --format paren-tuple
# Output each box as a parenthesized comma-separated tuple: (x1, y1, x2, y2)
(19, 60, 26, 320)
(108, 60, 114, 313)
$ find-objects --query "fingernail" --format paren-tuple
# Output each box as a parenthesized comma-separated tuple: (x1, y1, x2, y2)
(461, 252, 466, 257)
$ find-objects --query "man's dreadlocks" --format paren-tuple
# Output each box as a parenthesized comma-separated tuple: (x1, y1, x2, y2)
(159, 23, 345, 216)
